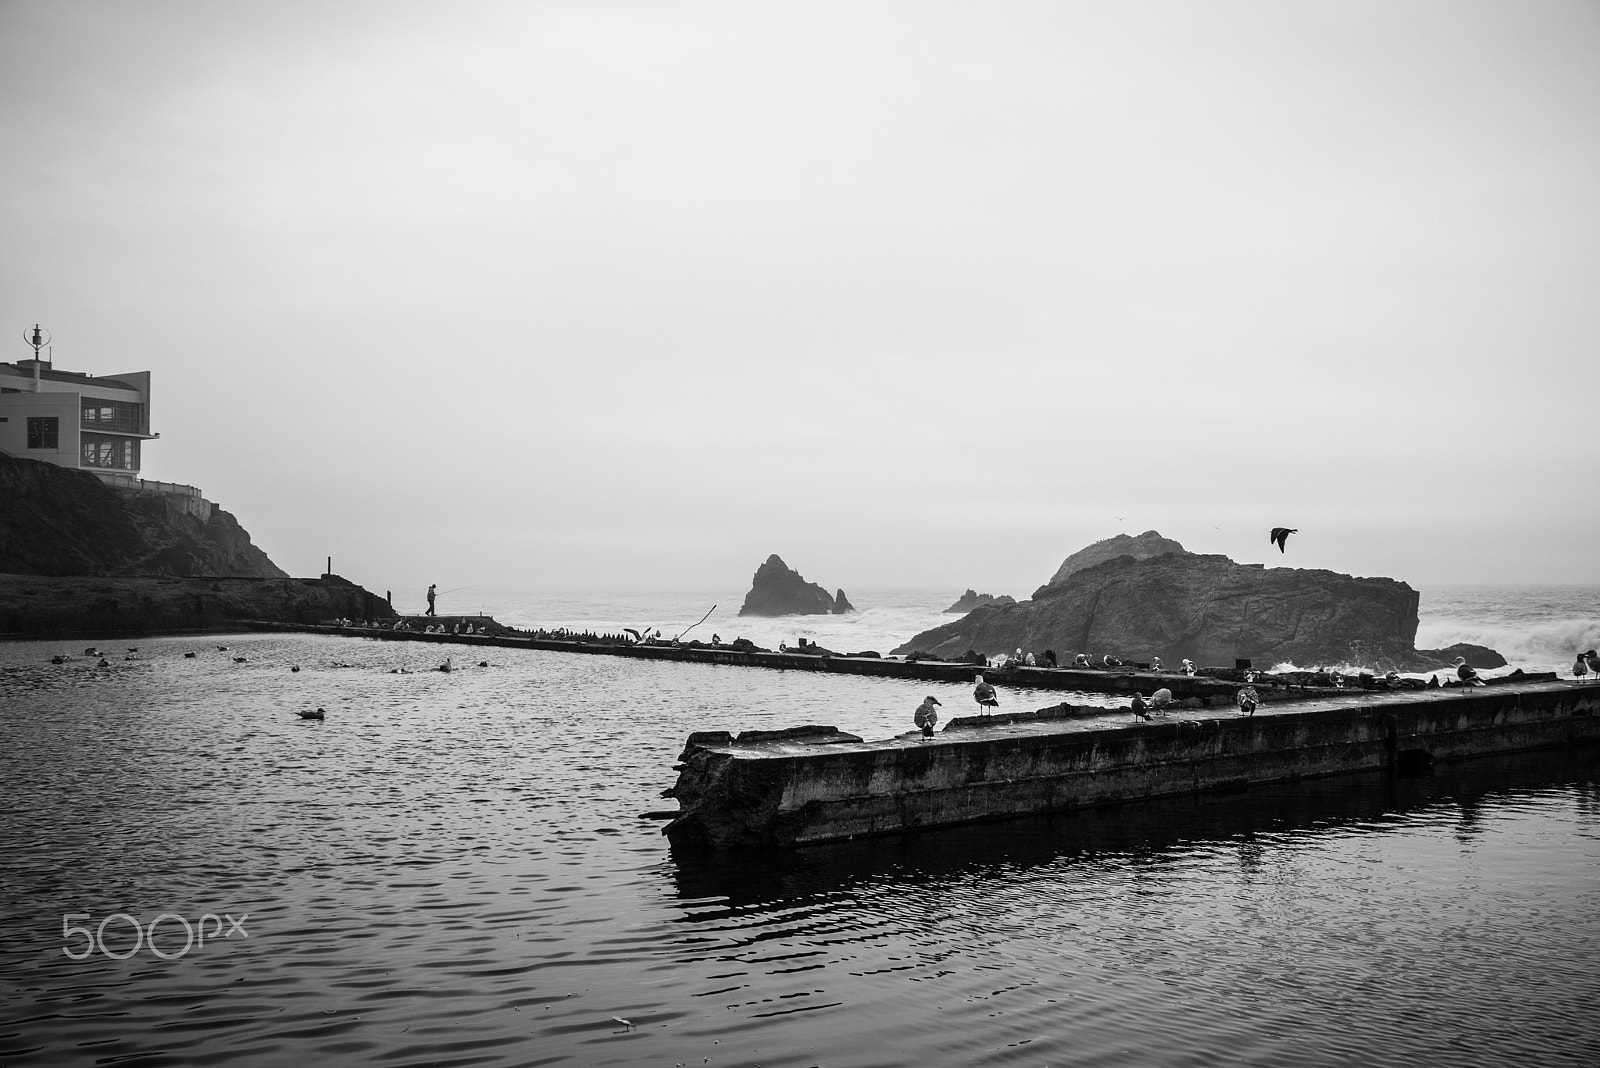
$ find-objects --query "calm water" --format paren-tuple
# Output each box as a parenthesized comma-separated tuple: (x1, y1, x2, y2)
(3, 628, 1600, 1067)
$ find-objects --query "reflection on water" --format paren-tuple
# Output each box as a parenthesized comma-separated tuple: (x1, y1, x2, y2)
(2, 632, 1599, 1068)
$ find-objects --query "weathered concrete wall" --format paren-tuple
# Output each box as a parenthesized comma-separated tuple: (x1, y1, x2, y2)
(663, 681, 1600, 849)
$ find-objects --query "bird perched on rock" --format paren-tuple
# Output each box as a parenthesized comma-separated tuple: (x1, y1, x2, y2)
(1583, 650, 1600, 682)
(1151, 688, 1174, 713)
(1237, 686, 1260, 717)
(296, 707, 325, 720)
(914, 695, 941, 738)
(1453, 657, 1486, 687)
(1575, 654, 1590, 681)
(1150, 656, 1163, 673)
(1130, 693, 1152, 720)
(1270, 527, 1298, 553)
(1181, 659, 1196, 677)
(1102, 654, 1122, 668)
(972, 675, 1000, 714)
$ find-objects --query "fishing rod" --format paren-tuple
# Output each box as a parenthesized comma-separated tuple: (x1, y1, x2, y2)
(675, 604, 717, 642)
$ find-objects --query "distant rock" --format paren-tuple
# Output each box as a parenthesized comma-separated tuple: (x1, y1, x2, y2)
(1037, 530, 1187, 596)
(893, 538, 1500, 672)
(945, 589, 1017, 614)
(1412, 643, 1508, 671)
(737, 555, 840, 617)
(832, 589, 856, 614)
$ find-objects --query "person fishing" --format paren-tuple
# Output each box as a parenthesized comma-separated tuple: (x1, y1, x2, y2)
(426, 583, 437, 617)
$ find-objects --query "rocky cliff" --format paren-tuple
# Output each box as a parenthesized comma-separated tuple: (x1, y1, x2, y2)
(945, 589, 1017, 613)
(0, 453, 393, 635)
(895, 540, 1481, 671)
(0, 453, 284, 577)
(738, 555, 848, 616)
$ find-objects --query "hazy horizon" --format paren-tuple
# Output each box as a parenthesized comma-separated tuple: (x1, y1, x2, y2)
(3, 1, 1597, 598)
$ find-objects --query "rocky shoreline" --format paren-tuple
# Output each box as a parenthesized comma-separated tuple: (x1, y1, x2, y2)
(0, 573, 395, 638)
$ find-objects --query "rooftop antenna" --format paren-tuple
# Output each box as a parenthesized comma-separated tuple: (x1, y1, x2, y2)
(23, 324, 50, 392)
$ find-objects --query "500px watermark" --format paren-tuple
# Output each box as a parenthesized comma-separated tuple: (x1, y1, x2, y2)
(62, 912, 248, 960)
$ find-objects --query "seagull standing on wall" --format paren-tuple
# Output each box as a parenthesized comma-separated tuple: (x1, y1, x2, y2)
(1453, 657, 1487, 687)
(973, 674, 1000, 715)
(1583, 650, 1600, 682)
(1270, 528, 1298, 553)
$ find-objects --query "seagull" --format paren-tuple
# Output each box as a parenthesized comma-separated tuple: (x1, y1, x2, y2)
(232, 656, 248, 663)
(1150, 656, 1163, 673)
(1102, 654, 1122, 668)
(1181, 658, 1196, 676)
(1237, 686, 1260, 716)
(1130, 693, 1152, 720)
(1453, 656, 1486, 687)
(1583, 650, 1600, 682)
(183, 651, 197, 658)
(972, 674, 1000, 714)
(290, 665, 300, 673)
(1270, 527, 1297, 553)
(1151, 688, 1174, 713)
(296, 707, 325, 720)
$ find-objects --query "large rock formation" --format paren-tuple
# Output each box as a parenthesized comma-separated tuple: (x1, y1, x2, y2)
(945, 589, 1017, 613)
(738, 555, 847, 616)
(0, 453, 284, 577)
(895, 536, 1487, 671)
(1039, 530, 1186, 593)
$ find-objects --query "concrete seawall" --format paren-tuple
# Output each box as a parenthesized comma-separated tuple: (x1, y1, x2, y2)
(245, 619, 1303, 702)
(662, 678, 1600, 849)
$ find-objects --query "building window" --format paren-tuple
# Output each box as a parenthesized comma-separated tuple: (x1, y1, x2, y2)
(26, 416, 58, 449)
(81, 433, 139, 470)
(81, 399, 145, 434)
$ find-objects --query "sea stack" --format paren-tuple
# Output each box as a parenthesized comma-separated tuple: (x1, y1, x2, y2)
(832, 589, 856, 614)
(944, 589, 1017, 614)
(738, 555, 841, 617)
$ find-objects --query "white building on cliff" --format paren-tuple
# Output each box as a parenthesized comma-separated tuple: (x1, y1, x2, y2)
(0, 340, 157, 485)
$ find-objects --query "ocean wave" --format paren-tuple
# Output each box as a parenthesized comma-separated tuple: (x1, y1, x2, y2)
(1415, 617, 1600, 673)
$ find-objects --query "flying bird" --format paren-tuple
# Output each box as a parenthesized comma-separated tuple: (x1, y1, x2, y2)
(1269, 527, 1297, 553)
(1453, 657, 1486, 687)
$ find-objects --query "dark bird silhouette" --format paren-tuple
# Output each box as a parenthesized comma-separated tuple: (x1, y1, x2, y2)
(290, 665, 301, 673)
(972, 674, 1000, 714)
(296, 707, 325, 720)
(232, 656, 248, 663)
(183, 651, 197, 658)
(1130, 693, 1152, 720)
(50, 655, 66, 665)
(1269, 527, 1297, 553)
(217, 645, 229, 651)
(1453, 657, 1486, 687)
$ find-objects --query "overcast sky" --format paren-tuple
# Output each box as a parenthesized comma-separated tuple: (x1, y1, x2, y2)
(2, 0, 1596, 598)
